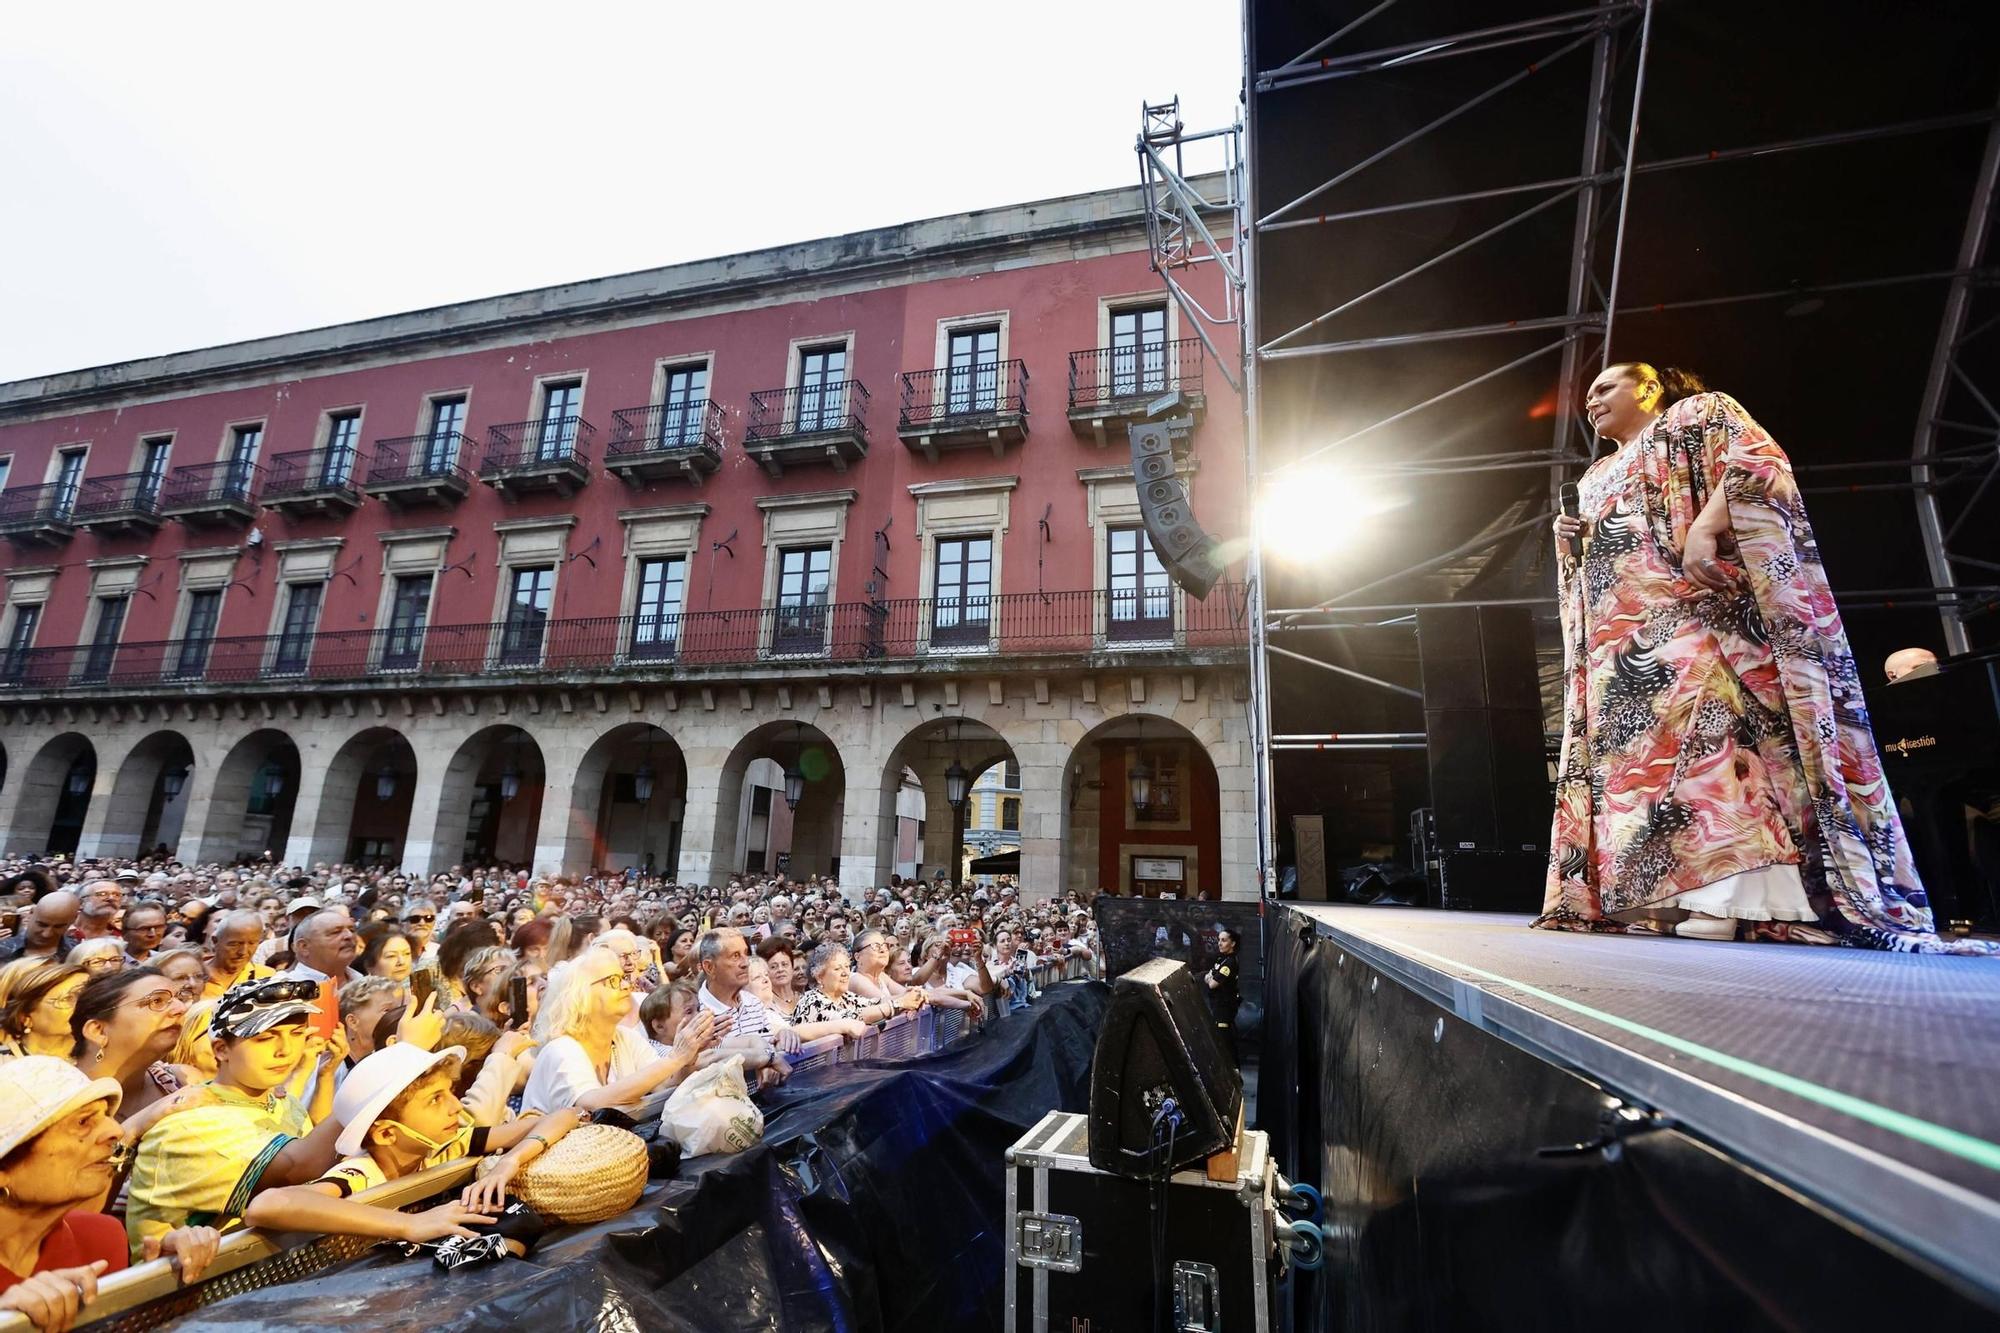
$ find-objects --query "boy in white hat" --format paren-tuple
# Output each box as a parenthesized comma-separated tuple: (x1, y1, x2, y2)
(244, 1043, 587, 1240)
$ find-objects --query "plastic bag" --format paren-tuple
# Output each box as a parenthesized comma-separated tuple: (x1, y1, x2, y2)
(661, 1054, 765, 1155)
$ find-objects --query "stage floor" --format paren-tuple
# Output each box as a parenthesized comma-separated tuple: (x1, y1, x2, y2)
(1286, 904, 2000, 1301)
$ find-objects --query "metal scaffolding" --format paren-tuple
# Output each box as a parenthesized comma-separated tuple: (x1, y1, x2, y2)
(1235, 1, 2000, 897)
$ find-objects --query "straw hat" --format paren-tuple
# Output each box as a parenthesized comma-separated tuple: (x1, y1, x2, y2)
(511, 1123, 648, 1223)
(0, 1057, 124, 1161)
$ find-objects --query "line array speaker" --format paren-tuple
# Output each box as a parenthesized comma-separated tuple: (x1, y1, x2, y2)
(1130, 419, 1225, 599)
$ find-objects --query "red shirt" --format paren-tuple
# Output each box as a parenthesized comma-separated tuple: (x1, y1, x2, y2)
(0, 1212, 129, 1292)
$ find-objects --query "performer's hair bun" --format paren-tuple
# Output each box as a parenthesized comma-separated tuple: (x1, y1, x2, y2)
(1653, 365, 1709, 408)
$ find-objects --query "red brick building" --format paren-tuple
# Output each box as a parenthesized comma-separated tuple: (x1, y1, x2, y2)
(0, 179, 1251, 899)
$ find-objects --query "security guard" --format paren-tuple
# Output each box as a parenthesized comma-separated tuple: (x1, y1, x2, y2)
(1203, 927, 1240, 1063)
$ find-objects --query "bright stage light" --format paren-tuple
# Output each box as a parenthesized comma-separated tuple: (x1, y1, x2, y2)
(1257, 467, 1398, 563)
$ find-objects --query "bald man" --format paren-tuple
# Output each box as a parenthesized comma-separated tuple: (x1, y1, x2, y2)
(1885, 647, 1940, 683)
(0, 890, 80, 964)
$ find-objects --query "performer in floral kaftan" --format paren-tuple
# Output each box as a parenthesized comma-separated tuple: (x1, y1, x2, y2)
(1538, 362, 1991, 953)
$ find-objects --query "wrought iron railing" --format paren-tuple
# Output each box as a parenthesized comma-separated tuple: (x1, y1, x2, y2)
(367, 432, 476, 486)
(745, 380, 870, 444)
(606, 400, 726, 461)
(264, 446, 363, 500)
(899, 359, 1029, 431)
(483, 416, 595, 474)
(0, 480, 80, 528)
(1067, 337, 1205, 410)
(0, 586, 1246, 693)
(162, 459, 261, 509)
(70, 471, 166, 521)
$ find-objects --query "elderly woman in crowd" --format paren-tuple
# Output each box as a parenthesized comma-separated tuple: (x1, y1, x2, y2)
(755, 938, 805, 1021)
(0, 963, 89, 1062)
(520, 947, 715, 1117)
(435, 922, 499, 1009)
(455, 945, 512, 1016)
(64, 940, 126, 978)
(849, 928, 982, 1019)
(0, 1058, 219, 1331)
(69, 968, 194, 1123)
(794, 943, 925, 1032)
(356, 924, 414, 982)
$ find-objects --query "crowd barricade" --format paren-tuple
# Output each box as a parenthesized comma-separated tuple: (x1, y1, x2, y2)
(0, 1158, 479, 1333)
(22, 958, 1110, 1330)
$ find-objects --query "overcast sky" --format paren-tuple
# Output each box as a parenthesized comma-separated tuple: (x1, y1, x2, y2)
(0, 2, 1241, 383)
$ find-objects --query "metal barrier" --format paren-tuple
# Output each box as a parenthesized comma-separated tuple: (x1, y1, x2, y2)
(18, 960, 1106, 1330)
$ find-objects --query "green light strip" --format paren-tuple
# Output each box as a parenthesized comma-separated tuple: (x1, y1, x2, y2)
(1385, 938, 2000, 1176)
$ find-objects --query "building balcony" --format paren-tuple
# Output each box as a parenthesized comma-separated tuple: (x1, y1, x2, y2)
(363, 433, 475, 509)
(896, 361, 1029, 462)
(0, 482, 78, 546)
(481, 418, 593, 497)
(743, 381, 869, 477)
(160, 460, 261, 527)
(1066, 338, 1206, 446)
(604, 401, 725, 485)
(0, 586, 1248, 697)
(262, 446, 365, 518)
(69, 472, 165, 536)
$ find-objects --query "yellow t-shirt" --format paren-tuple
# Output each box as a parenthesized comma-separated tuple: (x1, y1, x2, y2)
(311, 1119, 489, 1197)
(199, 961, 276, 1002)
(124, 1085, 312, 1260)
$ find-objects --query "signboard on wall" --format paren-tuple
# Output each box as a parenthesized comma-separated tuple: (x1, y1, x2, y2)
(1133, 856, 1186, 882)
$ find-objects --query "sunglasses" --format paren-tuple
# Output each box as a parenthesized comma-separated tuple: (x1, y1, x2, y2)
(404, 914, 435, 925)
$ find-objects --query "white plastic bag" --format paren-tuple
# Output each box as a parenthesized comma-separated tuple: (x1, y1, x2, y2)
(661, 1054, 765, 1155)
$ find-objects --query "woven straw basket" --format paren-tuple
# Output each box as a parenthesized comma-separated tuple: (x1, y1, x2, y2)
(512, 1123, 649, 1224)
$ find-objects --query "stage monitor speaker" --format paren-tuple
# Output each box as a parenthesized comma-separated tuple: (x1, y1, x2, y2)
(1418, 606, 1549, 912)
(1130, 419, 1225, 599)
(1088, 958, 1242, 1176)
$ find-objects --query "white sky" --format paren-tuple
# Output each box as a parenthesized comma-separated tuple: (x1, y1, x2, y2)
(0, 1, 1241, 383)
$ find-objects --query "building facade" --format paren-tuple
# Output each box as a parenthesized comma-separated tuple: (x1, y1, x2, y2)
(0, 181, 1252, 900)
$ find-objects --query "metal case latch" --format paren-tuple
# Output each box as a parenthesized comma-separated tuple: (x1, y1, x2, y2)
(1016, 1211, 1083, 1272)
(1173, 1260, 1220, 1330)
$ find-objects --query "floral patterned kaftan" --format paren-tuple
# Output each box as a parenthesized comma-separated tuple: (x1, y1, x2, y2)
(1535, 392, 1991, 952)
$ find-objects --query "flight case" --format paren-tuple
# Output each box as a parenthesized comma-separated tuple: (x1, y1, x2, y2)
(1004, 1109, 1275, 1332)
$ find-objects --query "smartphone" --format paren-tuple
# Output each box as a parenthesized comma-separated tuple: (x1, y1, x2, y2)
(409, 968, 437, 1013)
(508, 975, 531, 1030)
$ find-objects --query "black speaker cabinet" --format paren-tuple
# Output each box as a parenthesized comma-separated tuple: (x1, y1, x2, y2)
(1088, 958, 1243, 1176)
(1130, 419, 1225, 599)
(1417, 606, 1550, 912)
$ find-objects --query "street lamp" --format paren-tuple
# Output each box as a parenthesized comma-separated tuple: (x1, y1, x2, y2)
(66, 765, 90, 797)
(944, 757, 970, 810)
(161, 766, 188, 800)
(499, 762, 520, 802)
(783, 723, 806, 810)
(375, 764, 397, 802)
(633, 760, 655, 804)
(260, 768, 286, 802)
(1128, 720, 1153, 815)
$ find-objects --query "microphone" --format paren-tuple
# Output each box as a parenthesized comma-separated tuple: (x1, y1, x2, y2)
(1558, 484, 1584, 562)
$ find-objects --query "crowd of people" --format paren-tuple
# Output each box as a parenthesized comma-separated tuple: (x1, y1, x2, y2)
(0, 852, 1101, 1330)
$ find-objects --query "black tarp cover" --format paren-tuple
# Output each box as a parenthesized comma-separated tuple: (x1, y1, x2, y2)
(166, 981, 1110, 1333)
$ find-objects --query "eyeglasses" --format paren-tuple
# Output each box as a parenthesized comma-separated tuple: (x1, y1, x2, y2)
(593, 972, 633, 994)
(132, 988, 185, 1014)
(404, 914, 435, 925)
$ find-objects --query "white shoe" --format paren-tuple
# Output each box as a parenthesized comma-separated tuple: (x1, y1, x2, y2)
(1674, 913, 1738, 940)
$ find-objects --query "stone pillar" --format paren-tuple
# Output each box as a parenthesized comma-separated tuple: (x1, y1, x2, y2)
(178, 754, 244, 866)
(530, 749, 580, 877)
(283, 753, 342, 869)
(76, 738, 146, 860)
(402, 765, 450, 878)
(676, 751, 738, 888)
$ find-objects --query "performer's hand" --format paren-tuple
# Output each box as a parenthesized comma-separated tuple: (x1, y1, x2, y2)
(1552, 513, 1584, 550)
(1683, 523, 1742, 592)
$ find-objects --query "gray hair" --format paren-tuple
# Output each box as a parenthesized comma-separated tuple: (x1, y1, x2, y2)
(852, 928, 890, 956)
(696, 929, 729, 968)
(211, 909, 265, 940)
(806, 942, 850, 981)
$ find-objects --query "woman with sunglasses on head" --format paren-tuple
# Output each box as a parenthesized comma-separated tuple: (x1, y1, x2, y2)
(0, 1058, 219, 1333)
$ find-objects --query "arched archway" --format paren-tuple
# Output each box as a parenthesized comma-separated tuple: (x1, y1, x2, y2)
(1064, 714, 1223, 900)
(565, 723, 688, 878)
(303, 728, 421, 868)
(98, 731, 196, 859)
(705, 721, 846, 881)
(429, 726, 546, 870)
(875, 718, 1018, 891)
(196, 730, 302, 865)
(13, 734, 96, 857)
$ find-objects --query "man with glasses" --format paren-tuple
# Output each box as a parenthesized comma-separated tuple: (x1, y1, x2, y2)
(122, 900, 170, 966)
(400, 898, 440, 967)
(70, 881, 126, 948)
